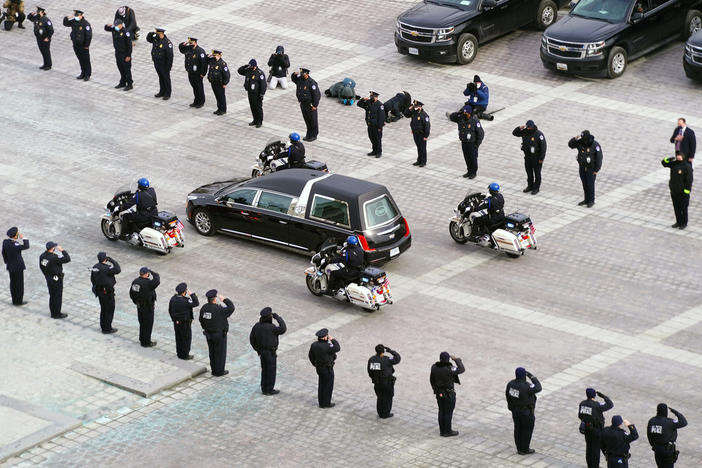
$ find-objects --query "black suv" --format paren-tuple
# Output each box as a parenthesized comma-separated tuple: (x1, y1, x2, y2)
(684, 29, 702, 79)
(541, 0, 702, 78)
(395, 0, 569, 64)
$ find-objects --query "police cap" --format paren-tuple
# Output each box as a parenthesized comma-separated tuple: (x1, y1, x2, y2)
(260, 307, 272, 317)
(369, 91, 379, 97)
(37, 6, 46, 12)
(97, 251, 107, 262)
(6, 227, 18, 238)
(212, 49, 222, 55)
(74, 10, 83, 15)
(188, 37, 198, 42)
(155, 27, 166, 33)
(45, 241, 57, 250)
(139, 267, 150, 275)
(300, 68, 310, 74)
(175, 282, 187, 294)
(413, 100, 424, 107)
(205, 289, 218, 298)
(315, 328, 328, 338)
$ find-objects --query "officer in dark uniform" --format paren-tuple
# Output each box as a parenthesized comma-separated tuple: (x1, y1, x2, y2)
(662, 151, 693, 229)
(249, 307, 287, 395)
(471, 182, 505, 237)
(448, 105, 484, 178)
(357, 91, 385, 158)
(430, 352, 465, 437)
(199, 289, 235, 376)
(114, 6, 138, 41)
(384, 91, 411, 123)
(569, 130, 603, 208)
(309, 328, 340, 408)
(122, 178, 157, 236)
(146, 28, 173, 99)
(27, 6, 53, 70)
(62, 10, 92, 81)
(90, 252, 120, 333)
(207, 50, 230, 116)
(291, 68, 321, 142)
(602, 415, 638, 468)
(404, 100, 430, 167)
(168, 282, 198, 360)
(367, 344, 401, 419)
(129, 267, 160, 347)
(506, 367, 542, 454)
(578, 387, 614, 468)
(647, 403, 687, 468)
(179, 37, 207, 108)
(328, 235, 365, 289)
(512, 119, 547, 194)
(2, 227, 29, 305)
(285, 132, 306, 168)
(237, 59, 267, 127)
(104, 19, 133, 90)
(39, 241, 70, 319)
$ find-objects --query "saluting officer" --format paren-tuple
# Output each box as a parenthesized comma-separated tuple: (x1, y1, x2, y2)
(63, 10, 92, 81)
(357, 91, 385, 158)
(237, 59, 267, 127)
(569, 130, 603, 208)
(662, 151, 693, 229)
(647, 403, 687, 468)
(308, 328, 340, 408)
(90, 252, 120, 334)
(39, 241, 70, 319)
(291, 68, 321, 142)
(249, 307, 287, 395)
(2, 227, 29, 306)
(506, 367, 542, 455)
(578, 387, 614, 468)
(512, 119, 547, 194)
(199, 289, 235, 376)
(168, 282, 198, 360)
(405, 100, 430, 167)
(146, 28, 173, 99)
(429, 352, 465, 437)
(207, 50, 230, 116)
(27, 6, 53, 70)
(104, 18, 133, 90)
(448, 104, 484, 179)
(602, 415, 638, 468)
(179, 37, 207, 108)
(129, 267, 160, 347)
(367, 344, 401, 419)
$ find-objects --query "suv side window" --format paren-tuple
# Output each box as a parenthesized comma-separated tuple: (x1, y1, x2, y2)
(225, 189, 258, 206)
(257, 191, 293, 214)
(310, 194, 351, 227)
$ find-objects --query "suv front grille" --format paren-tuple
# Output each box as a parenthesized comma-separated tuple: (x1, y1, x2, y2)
(690, 43, 702, 63)
(398, 21, 437, 44)
(544, 37, 586, 59)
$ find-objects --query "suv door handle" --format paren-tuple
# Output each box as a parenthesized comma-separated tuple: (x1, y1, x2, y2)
(278, 220, 288, 224)
(241, 211, 249, 216)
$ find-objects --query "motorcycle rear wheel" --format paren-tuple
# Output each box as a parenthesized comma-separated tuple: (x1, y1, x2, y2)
(505, 252, 521, 258)
(306, 274, 325, 296)
(101, 219, 119, 241)
(449, 221, 469, 244)
(251, 168, 261, 178)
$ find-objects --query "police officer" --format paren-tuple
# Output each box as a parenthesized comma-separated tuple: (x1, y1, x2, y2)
(146, 28, 173, 99)
(405, 100, 430, 167)
(662, 151, 693, 229)
(267, 45, 289, 89)
(114, 6, 138, 41)
(569, 130, 603, 208)
(129, 267, 160, 347)
(122, 178, 157, 236)
(286, 132, 306, 168)
(39, 241, 70, 319)
(506, 367, 542, 455)
(448, 105, 484, 179)
(62, 10, 92, 81)
(90, 252, 120, 334)
(2, 227, 29, 306)
(27, 6, 53, 70)
(328, 235, 365, 289)
(308, 328, 340, 408)
(237, 59, 267, 127)
(207, 50, 230, 116)
(429, 352, 465, 437)
(291, 68, 321, 142)
(179, 37, 207, 108)
(249, 307, 287, 395)
(647, 403, 687, 468)
(471, 182, 505, 237)
(512, 120, 547, 195)
(578, 387, 614, 468)
(367, 344, 401, 419)
(384, 91, 411, 123)
(199, 289, 235, 376)
(602, 415, 638, 468)
(168, 282, 198, 360)
(357, 91, 385, 158)
(104, 19, 133, 90)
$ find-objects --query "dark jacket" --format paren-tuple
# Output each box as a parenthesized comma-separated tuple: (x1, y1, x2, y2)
(146, 32, 173, 68)
(237, 65, 267, 96)
(602, 424, 638, 457)
(406, 108, 431, 137)
(178, 42, 207, 74)
(39, 250, 71, 278)
(207, 58, 230, 85)
(513, 126, 547, 161)
(357, 98, 385, 129)
(578, 394, 614, 429)
(662, 157, 693, 194)
(2, 238, 29, 272)
(90, 258, 121, 294)
(28, 12, 53, 41)
(477, 193, 505, 223)
(287, 141, 305, 168)
(308, 338, 340, 367)
(291, 73, 321, 106)
(129, 271, 160, 306)
(199, 299, 235, 334)
(670, 126, 696, 160)
(368, 349, 401, 385)
(506, 375, 542, 411)
(105, 25, 132, 55)
(249, 314, 287, 353)
(449, 112, 484, 146)
(114, 6, 138, 35)
(125, 187, 158, 215)
(63, 16, 92, 47)
(267, 46, 289, 78)
(569, 136, 603, 172)
(647, 407, 687, 447)
(331, 244, 365, 270)
(384, 92, 411, 115)
(168, 293, 199, 322)
(430, 358, 465, 395)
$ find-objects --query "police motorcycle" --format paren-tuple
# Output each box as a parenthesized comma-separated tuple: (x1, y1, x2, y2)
(100, 179, 184, 254)
(251, 134, 328, 178)
(448, 187, 537, 258)
(305, 241, 393, 311)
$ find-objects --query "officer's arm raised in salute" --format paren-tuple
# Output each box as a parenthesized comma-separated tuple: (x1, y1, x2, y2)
(220, 295, 235, 316)
(525, 370, 542, 394)
(272, 312, 286, 335)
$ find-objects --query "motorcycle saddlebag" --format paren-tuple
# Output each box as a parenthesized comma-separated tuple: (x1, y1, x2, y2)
(504, 212, 531, 231)
(491, 229, 520, 252)
(304, 160, 328, 171)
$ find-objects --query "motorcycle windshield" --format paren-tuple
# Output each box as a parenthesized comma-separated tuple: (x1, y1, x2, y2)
(114, 183, 134, 198)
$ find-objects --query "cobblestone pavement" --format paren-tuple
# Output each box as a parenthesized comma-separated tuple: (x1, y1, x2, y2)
(1, 0, 702, 466)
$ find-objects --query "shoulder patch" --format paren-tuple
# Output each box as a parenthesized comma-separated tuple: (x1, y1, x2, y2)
(596, 146, 600, 151)
(380, 105, 384, 109)
(200, 53, 205, 57)
(224, 67, 228, 71)
(47, 20, 52, 25)
(169, 43, 173, 48)
(126, 31, 130, 37)
(539, 135, 544, 140)
(426, 117, 430, 121)
(86, 25, 90, 30)
(41, 259, 49, 267)
(476, 122, 481, 127)
(311, 85, 316, 90)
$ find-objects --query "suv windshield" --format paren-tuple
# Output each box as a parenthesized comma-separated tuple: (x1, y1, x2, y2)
(571, 0, 631, 22)
(426, 0, 478, 11)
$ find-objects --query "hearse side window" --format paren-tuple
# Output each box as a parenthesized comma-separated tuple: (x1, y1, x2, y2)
(310, 194, 350, 228)
(364, 195, 399, 229)
(257, 191, 293, 214)
(225, 189, 257, 206)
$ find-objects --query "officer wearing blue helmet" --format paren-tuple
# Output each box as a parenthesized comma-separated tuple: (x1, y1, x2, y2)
(286, 132, 305, 168)
(123, 178, 158, 235)
(471, 182, 505, 237)
(328, 235, 365, 289)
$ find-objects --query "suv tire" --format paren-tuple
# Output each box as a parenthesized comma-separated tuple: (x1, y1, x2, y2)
(683, 9, 702, 40)
(536, 0, 558, 30)
(607, 46, 627, 79)
(456, 33, 478, 64)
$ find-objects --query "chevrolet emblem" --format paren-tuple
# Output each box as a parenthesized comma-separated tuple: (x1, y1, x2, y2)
(559, 46, 566, 51)
(410, 31, 418, 36)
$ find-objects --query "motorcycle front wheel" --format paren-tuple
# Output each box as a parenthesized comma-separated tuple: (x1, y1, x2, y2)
(449, 221, 469, 244)
(101, 219, 119, 241)
(306, 274, 326, 296)
(251, 168, 262, 178)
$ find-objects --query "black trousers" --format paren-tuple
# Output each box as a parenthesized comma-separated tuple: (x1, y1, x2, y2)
(511, 408, 535, 452)
(436, 392, 456, 434)
(98, 290, 115, 331)
(73, 44, 91, 77)
(653, 444, 677, 468)
(206, 332, 228, 375)
(173, 320, 192, 358)
(671, 192, 689, 226)
(461, 141, 478, 176)
(316, 365, 334, 407)
(137, 302, 155, 345)
(154, 62, 171, 96)
(374, 380, 395, 417)
(211, 82, 226, 112)
(37, 38, 51, 67)
(188, 73, 205, 105)
(259, 349, 277, 393)
(524, 156, 542, 189)
(583, 426, 603, 468)
(606, 455, 629, 468)
(300, 102, 318, 138)
(579, 167, 597, 203)
(367, 126, 383, 155)
(413, 133, 427, 164)
(9, 270, 24, 305)
(45, 275, 63, 317)
(248, 93, 264, 124)
(115, 52, 132, 85)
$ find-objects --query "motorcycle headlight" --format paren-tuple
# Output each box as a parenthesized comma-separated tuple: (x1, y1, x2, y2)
(436, 27, 454, 42)
(585, 41, 605, 56)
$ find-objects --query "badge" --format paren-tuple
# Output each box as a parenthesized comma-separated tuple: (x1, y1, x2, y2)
(192, 54, 196, 58)
(251, 75, 255, 79)
(159, 44, 163, 48)
(468, 124, 471, 128)
(79, 26, 82, 30)
(120, 32, 123, 36)
(586, 148, 590, 152)
(304, 86, 307, 90)
(678, 169, 683, 174)
(416, 117, 420, 120)
(39, 28, 43, 34)
(215, 66, 219, 69)
(530, 137, 534, 141)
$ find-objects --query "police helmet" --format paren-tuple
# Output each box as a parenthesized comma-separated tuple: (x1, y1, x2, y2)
(488, 182, 500, 193)
(137, 178, 150, 189)
(346, 235, 359, 246)
(289, 132, 301, 142)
